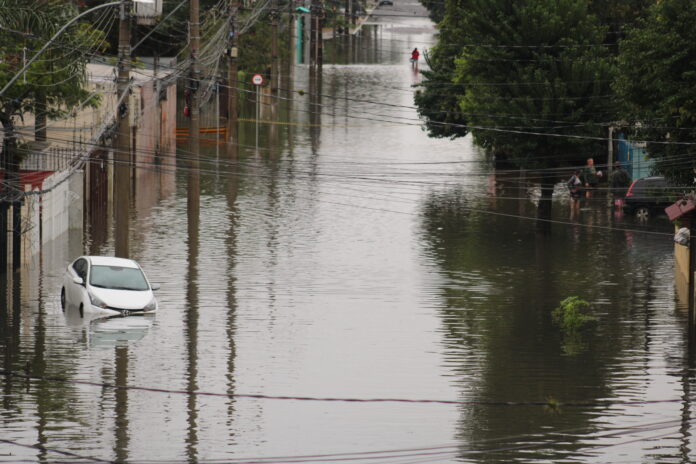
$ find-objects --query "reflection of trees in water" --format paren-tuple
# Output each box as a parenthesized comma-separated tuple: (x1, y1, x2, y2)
(420, 186, 680, 461)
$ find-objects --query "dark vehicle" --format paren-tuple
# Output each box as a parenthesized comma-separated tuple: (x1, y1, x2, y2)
(624, 176, 679, 220)
(378, 0, 393, 5)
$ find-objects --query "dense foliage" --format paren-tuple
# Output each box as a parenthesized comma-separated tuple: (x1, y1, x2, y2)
(416, 0, 613, 174)
(418, 0, 446, 24)
(0, 0, 103, 162)
(413, 0, 470, 139)
(614, 0, 696, 186)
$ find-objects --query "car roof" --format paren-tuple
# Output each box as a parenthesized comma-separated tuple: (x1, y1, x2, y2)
(85, 256, 140, 269)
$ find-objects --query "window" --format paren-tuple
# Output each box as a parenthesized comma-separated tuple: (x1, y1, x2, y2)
(72, 258, 87, 280)
(89, 265, 149, 291)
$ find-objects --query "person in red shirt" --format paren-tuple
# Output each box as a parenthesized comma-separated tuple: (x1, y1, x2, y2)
(410, 47, 420, 64)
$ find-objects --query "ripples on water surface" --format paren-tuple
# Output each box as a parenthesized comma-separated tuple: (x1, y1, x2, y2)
(1, 3, 693, 463)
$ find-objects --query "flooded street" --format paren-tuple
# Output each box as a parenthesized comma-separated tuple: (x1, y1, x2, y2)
(2, 2, 693, 463)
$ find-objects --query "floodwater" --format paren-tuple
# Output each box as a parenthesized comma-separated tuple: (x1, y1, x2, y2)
(1, 2, 693, 463)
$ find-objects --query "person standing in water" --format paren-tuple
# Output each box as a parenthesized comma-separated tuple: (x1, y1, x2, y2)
(410, 47, 420, 66)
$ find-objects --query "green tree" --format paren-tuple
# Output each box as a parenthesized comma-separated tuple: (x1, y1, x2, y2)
(587, 0, 652, 49)
(414, 0, 471, 139)
(614, 0, 696, 186)
(1, 0, 103, 154)
(0, 0, 103, 265)
(418, 0, 446, 24)
(415, 0, 614, 218)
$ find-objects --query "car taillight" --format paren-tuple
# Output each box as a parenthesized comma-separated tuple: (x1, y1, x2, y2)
(625, 180, 638, 197)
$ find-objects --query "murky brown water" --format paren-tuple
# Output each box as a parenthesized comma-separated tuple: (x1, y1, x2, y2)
(1, 3, 693, 463)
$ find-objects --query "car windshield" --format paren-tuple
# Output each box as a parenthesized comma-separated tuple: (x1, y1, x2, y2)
(89, 265, 149, 291)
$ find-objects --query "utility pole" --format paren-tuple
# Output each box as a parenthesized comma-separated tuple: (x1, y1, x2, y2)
(309, 2, 316, 69)
(270, 0, 279, 96)
(309, 0, 323, 71)
(227, 0, 239, 147)
(343, 0, 349, 34)
(189, 0, 201, 235)
(114, 0, 131, 258)
(288, 0, 294, 68)
(607, 126, 615, 180)
(317, 1, 323, 68)
(154, 54, 161, 160)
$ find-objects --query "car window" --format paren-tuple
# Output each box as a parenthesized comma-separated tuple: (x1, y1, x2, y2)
(633, 178, 667, 196)
(632, 182, 645, 195)
(72, 258, 87, 280)
(89, 265, 149, 291)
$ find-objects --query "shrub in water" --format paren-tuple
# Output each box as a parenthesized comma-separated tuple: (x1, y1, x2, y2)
(552, 296, 596, 332)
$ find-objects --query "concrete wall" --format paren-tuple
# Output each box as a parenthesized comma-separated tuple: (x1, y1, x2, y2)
(675, 226, 692, 309)
(19, 170, 83, 260)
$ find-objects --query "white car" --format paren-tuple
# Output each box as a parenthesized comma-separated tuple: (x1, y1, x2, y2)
(61, 256, 160, 317)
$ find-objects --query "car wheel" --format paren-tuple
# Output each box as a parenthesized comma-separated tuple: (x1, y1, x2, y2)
(635, 207, 650, 221)
(60, 288, 66, 311)
(78, 303, 84, 319)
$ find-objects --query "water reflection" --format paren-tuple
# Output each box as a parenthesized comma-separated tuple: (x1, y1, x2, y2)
(114, 345, 129, 462)
(421, 180, 684, 461)
(224, 163, 240, 439)
(88, 317, 153, 347)
(185, 184, 200, 461)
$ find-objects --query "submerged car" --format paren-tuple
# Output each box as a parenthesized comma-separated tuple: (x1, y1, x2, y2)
(61, 256, 160, 316)
(623, 176, 678, 220)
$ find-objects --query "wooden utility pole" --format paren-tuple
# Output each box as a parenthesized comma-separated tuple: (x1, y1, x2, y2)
(227, 0, 239, 146)
(344, 0, 349, 33)
(189, 0, 201, 225)
(317, 1, 323, 68)
(309, 0, 323, 70)
(154, 54, 161, 159)
(309, 3, 316, 68)
(114, 0, 131, 258)
(288, 0, 294, 67)
(270, 0, 279, 95)
(607, 126, 615, 180)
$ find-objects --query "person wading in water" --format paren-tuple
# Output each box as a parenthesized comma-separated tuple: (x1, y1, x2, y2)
(410, 47, 420, 67)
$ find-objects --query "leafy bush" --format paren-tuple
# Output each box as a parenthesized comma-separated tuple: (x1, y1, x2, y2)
(552, 297, 596, 332)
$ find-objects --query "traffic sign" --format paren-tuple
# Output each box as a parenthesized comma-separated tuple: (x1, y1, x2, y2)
(252, 74, 264, 86)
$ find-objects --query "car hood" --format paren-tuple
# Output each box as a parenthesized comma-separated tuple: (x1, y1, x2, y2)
(89, 286, 154, 310)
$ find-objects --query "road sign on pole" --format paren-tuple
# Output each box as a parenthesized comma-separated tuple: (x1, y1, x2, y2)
(253, 74, 263, 149)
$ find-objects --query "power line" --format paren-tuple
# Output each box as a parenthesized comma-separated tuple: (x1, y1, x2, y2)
(0, 370, 682, 406)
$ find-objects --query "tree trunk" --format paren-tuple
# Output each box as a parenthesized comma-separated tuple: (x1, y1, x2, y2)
(35, 94, 47, 143)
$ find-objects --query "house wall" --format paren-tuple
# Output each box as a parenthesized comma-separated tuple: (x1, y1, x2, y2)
(18, 169, 84, 261)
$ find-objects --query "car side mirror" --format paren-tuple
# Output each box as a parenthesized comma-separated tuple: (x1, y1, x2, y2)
(73, 276, 84, 286)
(151, 283, 161, 291)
